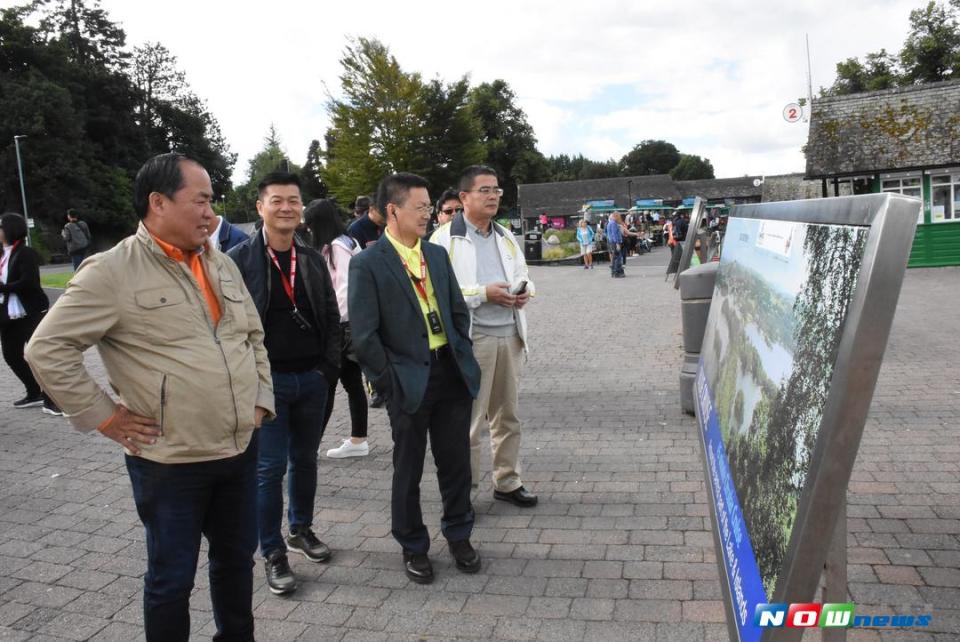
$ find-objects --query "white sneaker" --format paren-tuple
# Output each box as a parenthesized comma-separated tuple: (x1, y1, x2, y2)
(326, 439, 369, 459)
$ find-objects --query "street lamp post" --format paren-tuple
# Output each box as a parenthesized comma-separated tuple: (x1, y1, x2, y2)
(13, 135, 32, 247)
(627, 180, 633, 210)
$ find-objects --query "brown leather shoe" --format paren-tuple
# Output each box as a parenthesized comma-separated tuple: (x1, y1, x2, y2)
(494, 486, 539, 507)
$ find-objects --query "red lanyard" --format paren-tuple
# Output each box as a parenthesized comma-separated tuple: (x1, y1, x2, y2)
(0, 240, 20, 276)
(400, 252, 431, 309)
(266, 244, 298, 308)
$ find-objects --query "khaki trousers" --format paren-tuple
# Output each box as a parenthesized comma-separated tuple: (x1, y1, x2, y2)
(470, 333, 524, 492)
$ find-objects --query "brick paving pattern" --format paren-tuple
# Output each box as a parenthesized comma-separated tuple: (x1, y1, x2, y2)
(0, 253, 956, 641)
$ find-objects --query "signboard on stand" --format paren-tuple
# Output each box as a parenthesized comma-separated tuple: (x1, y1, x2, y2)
(673, 197, 706, 288)
(695, 194, 919, 642)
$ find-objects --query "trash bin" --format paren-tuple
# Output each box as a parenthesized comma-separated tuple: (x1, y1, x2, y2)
(524, 231, 542, 262)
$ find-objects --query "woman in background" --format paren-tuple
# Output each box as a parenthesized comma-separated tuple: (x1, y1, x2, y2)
(576, 218, 595, 269)
(304, 199, 370, 458)
(0, 213, 61, 416)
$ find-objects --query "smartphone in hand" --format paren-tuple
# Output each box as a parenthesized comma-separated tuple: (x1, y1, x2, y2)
(511, 280, 528, 295)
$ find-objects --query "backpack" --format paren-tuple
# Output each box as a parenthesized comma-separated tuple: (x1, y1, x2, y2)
(72, 221, 90, 250)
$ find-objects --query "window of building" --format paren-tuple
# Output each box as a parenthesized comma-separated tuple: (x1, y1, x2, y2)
(833, 176, 873, 197)
(929, 171, 960, 223)
(881, 173, 924, 223)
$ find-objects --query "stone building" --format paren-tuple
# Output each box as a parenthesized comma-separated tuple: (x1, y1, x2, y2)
(805, 79, 960, 267)
(517, 174, 763, 228)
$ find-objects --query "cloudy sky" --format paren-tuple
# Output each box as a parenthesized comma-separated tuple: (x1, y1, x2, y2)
(86, 0, 921, 182)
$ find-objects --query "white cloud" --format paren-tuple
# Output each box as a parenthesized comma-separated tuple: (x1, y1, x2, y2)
(84, 0, 921, 181)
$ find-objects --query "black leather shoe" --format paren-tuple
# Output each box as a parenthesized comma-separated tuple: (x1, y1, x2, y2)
(402, 551, 434, 584)
(448, 539, 481, 573)
(494, 486, 539, 507)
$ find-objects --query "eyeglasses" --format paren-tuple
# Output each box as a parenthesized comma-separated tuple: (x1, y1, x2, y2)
(468, 187, 504, 197)
(440, 208, 458, 216)
(407, 204, 433, 215)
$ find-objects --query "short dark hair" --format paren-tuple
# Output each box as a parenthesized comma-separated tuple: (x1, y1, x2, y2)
(257, 172, 301, 198)
(0, 212, 28, 243)
(354, 195, 371, 213)
(437, 188, 461, 210)
(66, 208, 78, 221)
(458, 165, 498, 193)
(303, 199, 346, 249)
(134, 152, 193, 219)
(376, 173, 430, 215)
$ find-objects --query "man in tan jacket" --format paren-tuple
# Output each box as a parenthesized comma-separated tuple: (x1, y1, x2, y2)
(25, 153, 274, 642)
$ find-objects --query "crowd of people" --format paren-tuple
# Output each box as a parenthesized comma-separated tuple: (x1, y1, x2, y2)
(578, 207, 726, 277)
(0, 154, 737, 641)
(1, 153, 539, 641)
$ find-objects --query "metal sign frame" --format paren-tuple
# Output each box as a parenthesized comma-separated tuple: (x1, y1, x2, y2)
(694, 194, 920, 642)
(673, 196, 707, 288)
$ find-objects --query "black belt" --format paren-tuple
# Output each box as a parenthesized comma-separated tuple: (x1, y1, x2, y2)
(430, 345, 452, 361)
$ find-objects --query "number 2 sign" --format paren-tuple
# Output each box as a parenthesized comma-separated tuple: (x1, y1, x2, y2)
(783, 103, 802, 123)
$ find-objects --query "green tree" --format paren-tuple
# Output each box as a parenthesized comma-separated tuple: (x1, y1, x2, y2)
(301, 139, 328, 202)
(1, 3, 235, 245)
(824, 50, 901, 95)
(128, 42, 235, 197)
(579, 158, 620, 179)
(229, 125, 301, 222)
(131, 41, 186, 129)
(544, 154, 618, 181)
(821, 1, 960, 95)
(415, 77, 485, 196)
(670, 154, 715, 180)
(34, 0, 128, 69)
(323, 39, 416, 204)
(0, 4, 144, 240)
(619, 140, 680, 176)
(900, 1, 960, 83)
(322, 38, 483, 205)
(468, 80, 548, 209)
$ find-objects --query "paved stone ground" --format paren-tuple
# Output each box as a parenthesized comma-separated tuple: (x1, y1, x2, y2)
(0, 250, 956, 641)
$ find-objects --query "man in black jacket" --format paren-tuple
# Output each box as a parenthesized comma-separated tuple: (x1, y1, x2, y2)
(228, 172, 340, 596)
(348, 173, 482, 584)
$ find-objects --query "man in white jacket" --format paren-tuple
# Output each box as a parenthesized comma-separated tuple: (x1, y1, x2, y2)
(430, 165, 538, 508)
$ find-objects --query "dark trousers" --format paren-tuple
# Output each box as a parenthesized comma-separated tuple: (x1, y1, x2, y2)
(125, 436, 258, 642)
(323, 356, 368, 439)
(1, 315, 45, 398)
(258, 369, 328, 557)
(609, 244, 624, 276)
(387, 351, 474, 554)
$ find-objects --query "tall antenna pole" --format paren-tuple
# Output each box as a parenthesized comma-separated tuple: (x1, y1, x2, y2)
(805, 33, 814, 117)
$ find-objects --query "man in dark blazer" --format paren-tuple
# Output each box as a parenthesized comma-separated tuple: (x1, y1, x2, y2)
(348, 172, 482, 584)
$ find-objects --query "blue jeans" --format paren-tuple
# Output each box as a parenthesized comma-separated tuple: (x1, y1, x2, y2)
(258, 369, 328, 558)
(70, 251, 86, 271)
(126, 436, 258, 642)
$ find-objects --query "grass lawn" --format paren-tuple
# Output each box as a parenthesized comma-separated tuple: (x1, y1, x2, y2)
(41, 272, 74, 289)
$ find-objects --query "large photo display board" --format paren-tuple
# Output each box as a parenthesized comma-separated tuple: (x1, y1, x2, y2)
(694, 194, 920, 642)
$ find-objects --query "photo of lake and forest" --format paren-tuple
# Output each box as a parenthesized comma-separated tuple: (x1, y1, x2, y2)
(699, 216, 868, 596)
